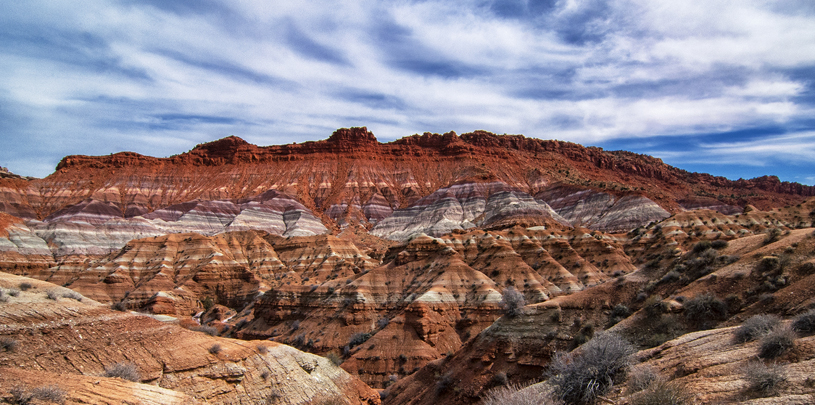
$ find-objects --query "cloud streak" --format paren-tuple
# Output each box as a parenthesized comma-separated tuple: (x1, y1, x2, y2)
(0, 0, 813, 185)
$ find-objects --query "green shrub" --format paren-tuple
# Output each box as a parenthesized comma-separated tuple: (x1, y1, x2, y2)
(792, 309, 815, 335)
(733, 314, 780, 343)
(104, 362, 140, 382)
(548, 332, 635, 405)
(744, 361, 785, 396)
(758, 326, 796, 359)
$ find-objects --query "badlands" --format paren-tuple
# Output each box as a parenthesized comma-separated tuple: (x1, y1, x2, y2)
(1, 128, 814, 404)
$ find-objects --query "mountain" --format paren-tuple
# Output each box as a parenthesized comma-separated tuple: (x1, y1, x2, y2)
(1, 127, 814, 401)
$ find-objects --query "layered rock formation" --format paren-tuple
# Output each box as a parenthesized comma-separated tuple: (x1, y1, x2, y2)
(0, 272, 380, 405)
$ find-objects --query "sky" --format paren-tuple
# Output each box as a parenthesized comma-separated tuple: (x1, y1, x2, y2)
(1, 1, 814, 184)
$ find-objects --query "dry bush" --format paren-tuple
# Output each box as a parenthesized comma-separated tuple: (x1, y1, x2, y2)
(548, 332, 635, 405)
(209, 343, 222, 355)
(629, 380, 691, 405)
(480, 383, 556, 405)
(1, 336, 19, 352)
(500, 286, 526, 318)
(104, 361, 140, 382)
(8, 288, 20, 297)
(744, 361, 785, 396)
(627, 365, 661, 394)
(733, 314, 780, 343)
(758, 325, 796, 359)
(18, 282, 32, 291)
(792, 309, 815, 336)
(683, 294, 727, 329)
(45, 290, 59, 300)
(31, 385, 66, 404)
(190, 325, 218, 336)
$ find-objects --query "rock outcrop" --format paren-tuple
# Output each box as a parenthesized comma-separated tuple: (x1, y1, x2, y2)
(0, 272, 380, 405)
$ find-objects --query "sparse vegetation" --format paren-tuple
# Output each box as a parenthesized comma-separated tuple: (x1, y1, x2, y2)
(500, 286, 525, 318)
(710, 240, 729, 249)
(1, 336, 19, 352)
(548, 332, 635, 405)
(733, 314, 780, 343)
(792, 309, 815, 336)
(13, 385, 66, 405)
(349, 332, 372, 348)
(629, 380, 692, 405)
(104, 361, 140, 382)
(435, 371, 455, 395)
(326, 351, 342, 366)
(8, 288, 20, 297)
(758, 325, 796, 359)
(111, 301, 128, 311)
(763, 228, 783, 245)
(256, 344, 268, 354)
(62, 291, 83, 301)
(627, 365, 661, 394)
(481, 383, 554, 405)
(0, 289, 6, 303)
(190, 325, 218, 336)
(45, 290, 59, 300)
(683, 294, 727, 329)
(209, 343, 222, 355)
(744, 361, 785, 396)
(18, 282, 32, 291)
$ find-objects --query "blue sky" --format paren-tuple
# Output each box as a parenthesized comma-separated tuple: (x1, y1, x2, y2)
(1, 1, 814, 185)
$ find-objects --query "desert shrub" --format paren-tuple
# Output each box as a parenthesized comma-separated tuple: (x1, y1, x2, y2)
(10, 386, 33, 405)
(190, 325, 218, 336)
(435, 371, 455, 395)
(643, 295, 667, 319)
(659, 270, 681, 284)
(291, 320, 301, 330)
(201, 296, 215, 311)
(31, 385, 66, 404)
(1, 336, 19, 352)
(627, 365, 661, 394)
(18, 282, 32, 291)
(792, 309, 815, 336)
(209, 343, 222, 355)
(764, 228, 783, 245)
(683, 294, 727, 329)
(8, 288, 20, 297)
(629, 380, 691, 405)
(744, 361, 785, 396)
(798, 262, 815, 275)
(548, 332, 635, 405)
(710, 240, 728, 249)
(326, 351, 342, 366)
(733, 314, 780, 343)
(104, 362, 140, 382)
(481, 383, 555, 405)
(0, 290, 6, 303)
(489, 371, 509, 387)
(62, 291, 83, 301)
(111, 301, 128, 311)
(500, 286, 526, 318)
(45, 290, 59, 300)
(692, 240, 712, 253)
(756, 256, 780, 274)
(377, 317, 389, 329)
(758, 326, 796, 359)
(256, 344, 268, 354)
(349, 332, 372, 348)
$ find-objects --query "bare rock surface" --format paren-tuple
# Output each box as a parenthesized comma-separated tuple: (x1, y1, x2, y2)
(0, 272, 380, 405)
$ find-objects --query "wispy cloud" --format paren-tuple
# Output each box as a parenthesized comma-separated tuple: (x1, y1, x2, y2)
(0, 0, 813, 184)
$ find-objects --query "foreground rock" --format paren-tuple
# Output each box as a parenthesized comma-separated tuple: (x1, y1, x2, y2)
(0, 272, 380, 405)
